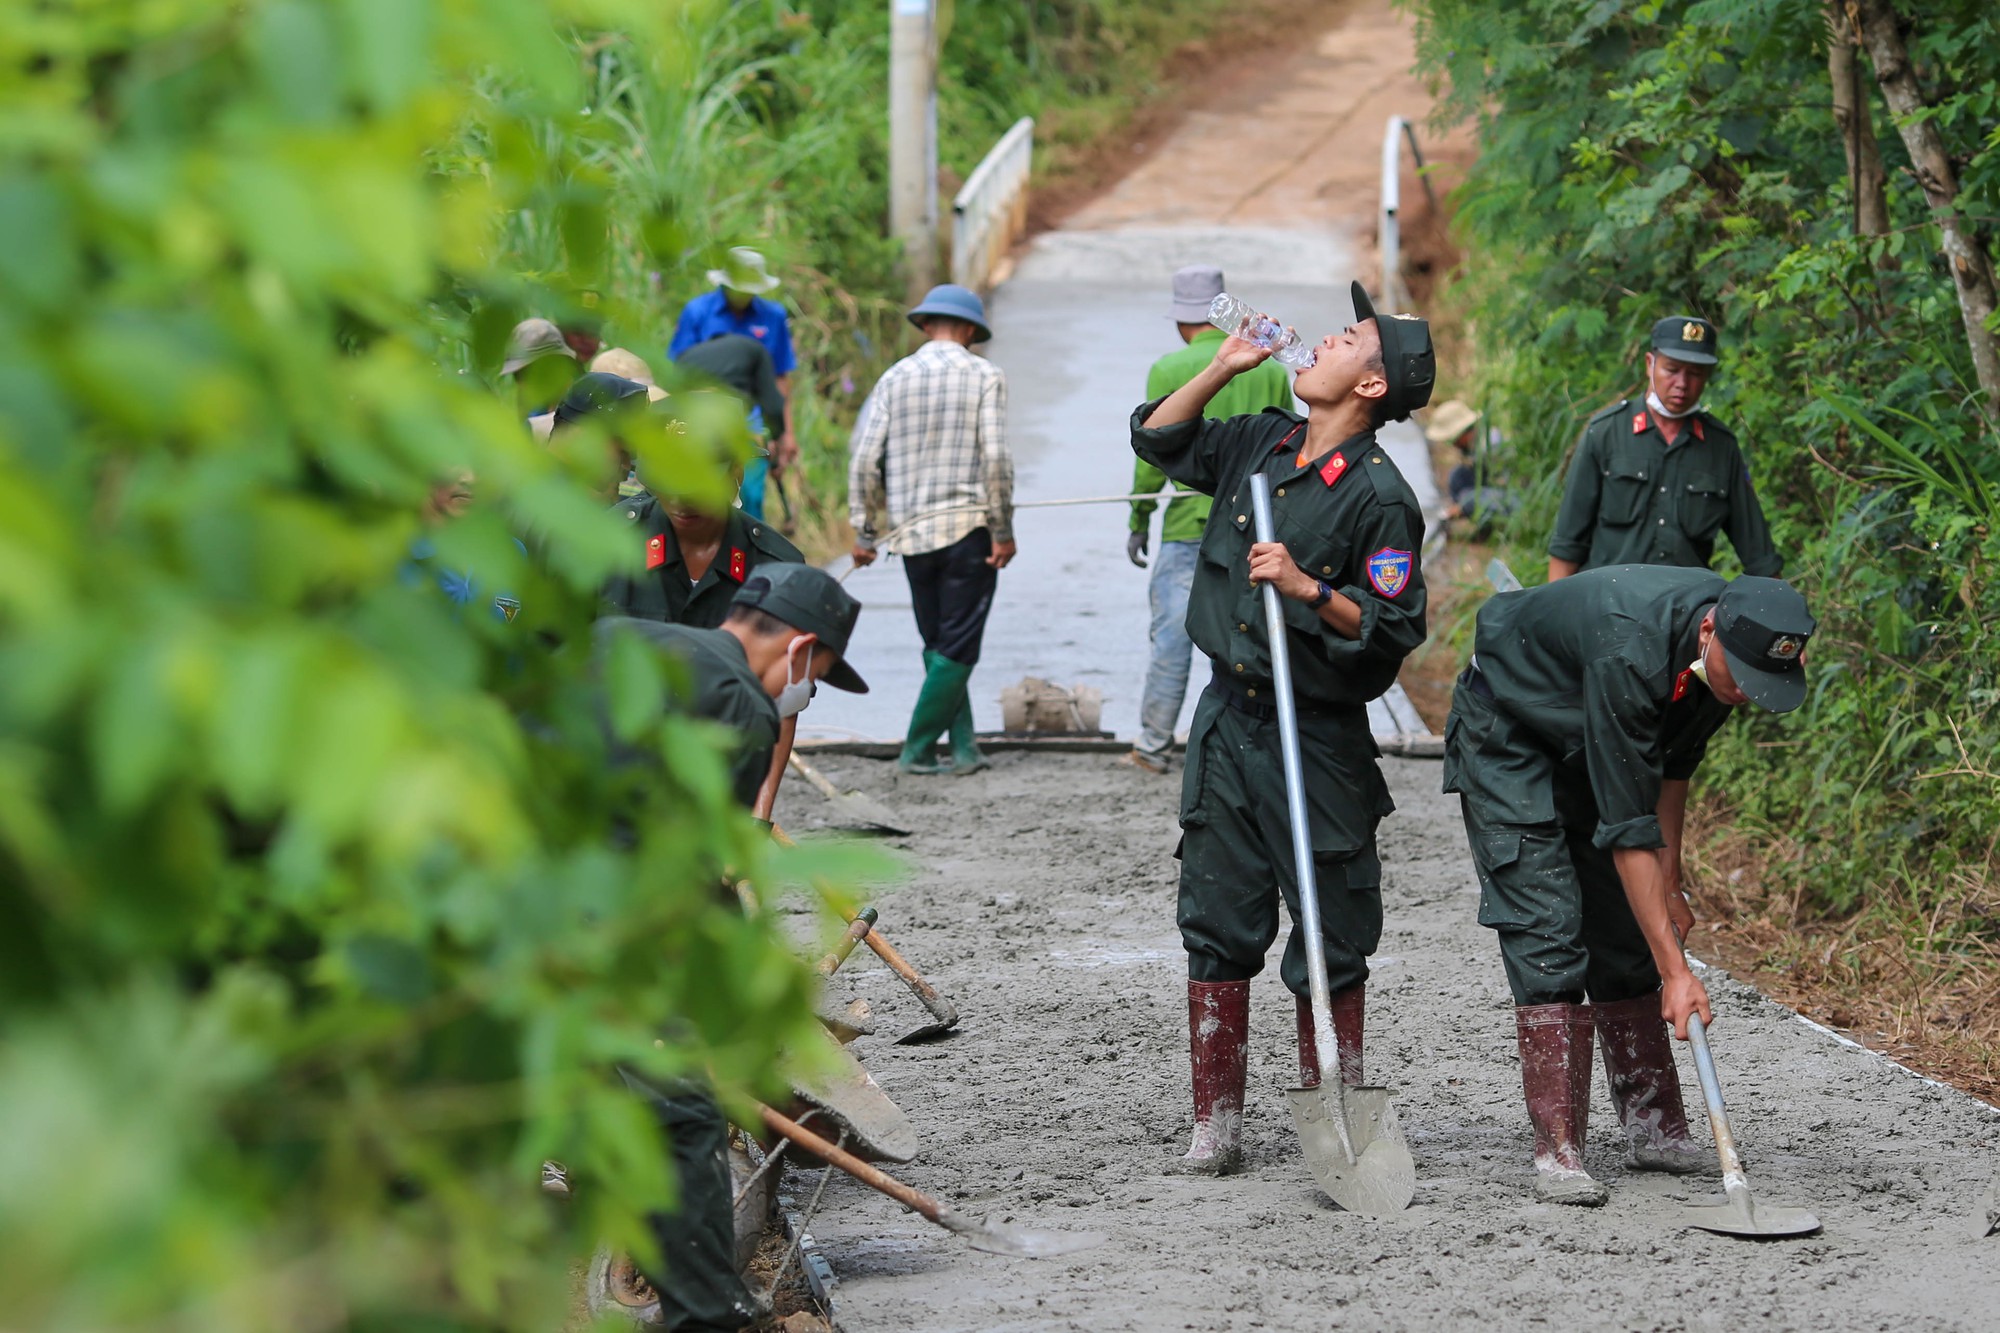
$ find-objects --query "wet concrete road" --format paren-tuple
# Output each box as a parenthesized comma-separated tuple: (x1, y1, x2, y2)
(799, 227, 1438, 746)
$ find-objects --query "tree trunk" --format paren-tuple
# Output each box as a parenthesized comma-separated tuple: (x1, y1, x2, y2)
(1826, 2, 1890, 238)
(1854, 0, 2000, 414)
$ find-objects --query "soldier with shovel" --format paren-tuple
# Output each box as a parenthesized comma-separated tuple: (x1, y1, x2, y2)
(1444, 567, 1814, 1205)
(1131, 284, 1433, 1175)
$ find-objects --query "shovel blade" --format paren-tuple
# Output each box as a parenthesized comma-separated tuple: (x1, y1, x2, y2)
(937, 1209, 1107, 1259)
(893, 1020, 959, 1045)
(1286, 1084, 1415, 1217)
(1684, 1191, 1820, 1239)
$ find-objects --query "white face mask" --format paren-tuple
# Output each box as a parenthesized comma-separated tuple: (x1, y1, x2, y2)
(1647, 389, 1698, 421)
(775, 638, 816, 718)
(1688, 654, 1710, 690)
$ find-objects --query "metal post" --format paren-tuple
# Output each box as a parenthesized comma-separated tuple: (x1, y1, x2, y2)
(889, 0, 938, 301)
(1379, 115, 1404, 309)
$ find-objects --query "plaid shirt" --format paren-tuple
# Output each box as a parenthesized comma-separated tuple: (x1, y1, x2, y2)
(848, 340, 1012, 556)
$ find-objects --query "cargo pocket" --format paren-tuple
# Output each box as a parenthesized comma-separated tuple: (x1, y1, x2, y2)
(1471, 831, 1533, 928)
(1177, 693, 1223, 829)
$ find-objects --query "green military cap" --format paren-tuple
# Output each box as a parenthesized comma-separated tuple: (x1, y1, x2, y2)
(1715, 576, 1815, 713)
(1352, 281, 1436, 420)
(1651, 314, 1719, 366)
(731, 563, 869, 693)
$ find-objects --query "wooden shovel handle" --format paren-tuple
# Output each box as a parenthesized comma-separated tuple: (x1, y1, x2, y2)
(770, 822, 958, 1028)
(815, 906, 877, 976)
(758, 1102, 944, 1224)
(786, 752, 846, 801)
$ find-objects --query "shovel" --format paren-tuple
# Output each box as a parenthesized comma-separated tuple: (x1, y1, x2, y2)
(1249, 475, 1415, 1217)
(789, 753, 912, 835)
(1682, 1009, 1822, 1238)
(758, 1103, 1105, 1258)
(774, 823, 962, 1043)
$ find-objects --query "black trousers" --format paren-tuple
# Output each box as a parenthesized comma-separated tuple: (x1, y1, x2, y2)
(619, 1071, 757, 1332)
(903, 527, 998, 666)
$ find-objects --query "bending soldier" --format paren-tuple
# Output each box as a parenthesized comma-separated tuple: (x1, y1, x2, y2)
(1444, 567, 1814, 1205)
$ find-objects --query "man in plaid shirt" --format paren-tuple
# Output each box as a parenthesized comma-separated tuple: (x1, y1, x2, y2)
(849, 284, 1016, 775)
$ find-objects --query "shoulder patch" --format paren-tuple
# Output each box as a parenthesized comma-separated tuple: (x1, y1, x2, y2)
(1366, 548, 1414, 598)
(1360, 450, 1418, 507)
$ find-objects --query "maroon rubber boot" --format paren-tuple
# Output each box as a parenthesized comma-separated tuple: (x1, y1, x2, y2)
(1595, 990, 1706, 1173)
(1177, 979, 1250, 1175)
(1516, 1002, 1609, 1206)
(1295, 986, 1364, 1088)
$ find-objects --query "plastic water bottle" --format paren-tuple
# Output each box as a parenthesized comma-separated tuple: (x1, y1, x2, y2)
(1208, 293, 1317, 369)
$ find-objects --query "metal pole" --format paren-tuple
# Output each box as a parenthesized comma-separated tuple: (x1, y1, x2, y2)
(889, 0, 937, 301)
(1380, 116, 1403, 309)
(1249, 474, 1348, 1110)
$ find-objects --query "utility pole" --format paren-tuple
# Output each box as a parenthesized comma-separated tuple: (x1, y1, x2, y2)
(888, 0, 938, 302)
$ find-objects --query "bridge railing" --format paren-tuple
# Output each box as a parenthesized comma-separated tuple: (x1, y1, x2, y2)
(1379, 114, 1441, 310)
(951, 116, 1034, 291)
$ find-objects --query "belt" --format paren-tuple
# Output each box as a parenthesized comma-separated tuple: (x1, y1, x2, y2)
(1207, 664, 1354, 722)
(1459, 659, 1496, 700)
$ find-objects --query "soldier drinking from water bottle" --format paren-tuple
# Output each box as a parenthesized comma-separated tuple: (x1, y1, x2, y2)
(1130, 283, 1433, 1175)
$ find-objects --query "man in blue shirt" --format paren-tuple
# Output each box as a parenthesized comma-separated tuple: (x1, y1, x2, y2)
(670, 248, 798, 520)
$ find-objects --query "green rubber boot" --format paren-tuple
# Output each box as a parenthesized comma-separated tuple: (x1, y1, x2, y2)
(948, 692, 989, 776)
(898, 653, 966, 775)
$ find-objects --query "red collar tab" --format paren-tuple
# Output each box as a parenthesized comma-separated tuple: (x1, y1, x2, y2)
(1672, 667, 1692, 702)
(727, 547, 748, 582)
(1320, 452, 1350, 487)
(1631, 411, 1649, 436)
(1691, 416, 1705, 441)
(645, 534, 667, 571)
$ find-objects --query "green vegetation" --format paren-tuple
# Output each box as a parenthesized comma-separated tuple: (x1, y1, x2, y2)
(0, 0, 1236, 1326)
(1411, 0, 2000, 1085)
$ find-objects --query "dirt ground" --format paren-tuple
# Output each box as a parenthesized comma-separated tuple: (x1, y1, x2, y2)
(780, 752, 2000, 1332)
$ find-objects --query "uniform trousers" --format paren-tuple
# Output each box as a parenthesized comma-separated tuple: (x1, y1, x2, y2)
(1444, 679, 1662, 1006)
(903, 527, 998, 666)
(1176, 677, 1390, 995)
(620, 1071, 758, 1333)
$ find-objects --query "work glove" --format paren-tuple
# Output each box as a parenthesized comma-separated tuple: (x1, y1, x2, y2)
(1126, 530, 1149, 568)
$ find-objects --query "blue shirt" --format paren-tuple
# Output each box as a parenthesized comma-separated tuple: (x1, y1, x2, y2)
(669, 289, 796, 377)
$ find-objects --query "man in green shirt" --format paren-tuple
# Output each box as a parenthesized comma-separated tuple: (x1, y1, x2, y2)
(1123, 266, 1296, 774)
(1547, 316, 1782, 580)
(1444, 566, 1813, 1206)
(1132, 282, 1434, 1175)
(593, 563, 867, 1330)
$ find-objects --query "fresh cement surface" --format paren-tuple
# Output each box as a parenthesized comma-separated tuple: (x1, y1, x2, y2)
(779, 753, 2000, 1332)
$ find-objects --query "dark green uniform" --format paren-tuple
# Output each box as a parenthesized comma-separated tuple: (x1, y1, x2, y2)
(598, 618, 780, 807)
(604, 495, 802, 628)
(1548, 401, 1780, 576)
(1131, 402, 1428, 996)
(1443, 565, 1735, 1006)
(593, 617, 775, 1332)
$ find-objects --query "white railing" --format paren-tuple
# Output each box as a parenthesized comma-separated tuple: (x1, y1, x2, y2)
(951, 117, 1034, 291)
(1379, 115, 1441, 310)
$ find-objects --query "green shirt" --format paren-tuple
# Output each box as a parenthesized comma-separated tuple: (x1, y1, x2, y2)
(1131, 330, 1294, 545)
(1131, 402, 1427, 707)
(1549, 400, 1781, 576)
(1467, 564, 1736, 850)
(602, 496, 803, 628)
(595, 618, 780, 808)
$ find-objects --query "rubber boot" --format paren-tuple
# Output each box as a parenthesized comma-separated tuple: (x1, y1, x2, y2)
(898, 653, 968, 774)
(1295, 986, 1364, 1088)
(1516, 1002, 1609, 1206)
(1175, 979, 1249, 1176)
(1595, 991, 1706, 1173)
(931, 650, 989, 775)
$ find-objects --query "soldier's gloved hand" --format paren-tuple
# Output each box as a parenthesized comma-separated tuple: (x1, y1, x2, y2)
(1126, 531, 1149, 568)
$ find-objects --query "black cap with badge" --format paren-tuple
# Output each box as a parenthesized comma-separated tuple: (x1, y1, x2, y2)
(1714, 576, 1815, 713)
(731, 563, 869, 694)
(1651, 314, 1719, 366)
(1350, 282, 1436, 422)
